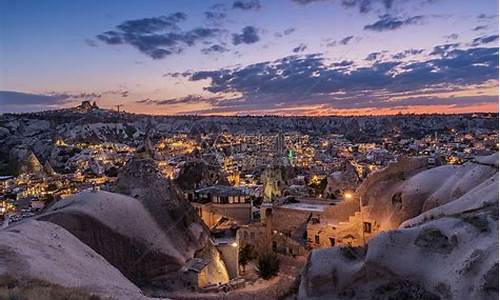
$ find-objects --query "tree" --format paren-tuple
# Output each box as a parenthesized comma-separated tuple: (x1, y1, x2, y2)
(308, 176, 327, 197)
(257, 252, 280, 279)
(239, 244, 256, 274)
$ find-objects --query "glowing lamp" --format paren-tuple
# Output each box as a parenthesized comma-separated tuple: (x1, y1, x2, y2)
(344, 192, 353, 200)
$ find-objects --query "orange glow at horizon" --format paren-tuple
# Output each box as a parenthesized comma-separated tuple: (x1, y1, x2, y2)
(57, 85, 499, 117)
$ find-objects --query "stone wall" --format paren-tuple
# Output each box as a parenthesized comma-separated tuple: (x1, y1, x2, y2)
(216, 243, 239, 279)
(194, 203, 252, 228)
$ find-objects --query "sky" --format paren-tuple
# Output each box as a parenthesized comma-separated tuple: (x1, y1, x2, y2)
(0, 0, 498, 115)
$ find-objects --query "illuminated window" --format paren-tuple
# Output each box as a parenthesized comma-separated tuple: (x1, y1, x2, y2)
(363, 222, 372, 233)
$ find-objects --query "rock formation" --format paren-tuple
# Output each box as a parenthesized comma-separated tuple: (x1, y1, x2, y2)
(20, 150, 44, 175)
(323, 160, 361, 199)
(262, 164, 297, 201)
(0, 158, 230, 299)
(299, 154, 499, 300)
(0, 219, 150, 299)
(75, 100, 98, 113)
(136, 133, 156, 159)
(111, 158, 230, 288)
(175, 159, 228, 191)
(43, 160, 56, 176)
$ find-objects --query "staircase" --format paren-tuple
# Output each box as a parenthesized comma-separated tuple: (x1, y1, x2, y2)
(323, 198, 360, 225)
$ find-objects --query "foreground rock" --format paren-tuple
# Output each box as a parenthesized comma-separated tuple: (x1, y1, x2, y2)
(299, 154, 499, 300)
(0, 220, 149, 299)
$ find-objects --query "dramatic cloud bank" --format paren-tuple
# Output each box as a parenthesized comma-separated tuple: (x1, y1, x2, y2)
(164, 45, 498, 114)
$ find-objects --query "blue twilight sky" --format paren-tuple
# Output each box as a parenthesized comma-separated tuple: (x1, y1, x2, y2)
(0, 0, 498, 115)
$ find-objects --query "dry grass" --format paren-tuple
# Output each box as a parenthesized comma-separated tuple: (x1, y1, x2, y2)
(0, 276, 105, 300)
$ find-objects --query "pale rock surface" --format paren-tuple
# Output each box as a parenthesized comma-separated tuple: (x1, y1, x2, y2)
(0, 220, 152, 300)
(299, 154, 498, 300)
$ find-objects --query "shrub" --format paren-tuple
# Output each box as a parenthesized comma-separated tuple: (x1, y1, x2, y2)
(239, 244, 256, 273)
(257, 252, 280, 279)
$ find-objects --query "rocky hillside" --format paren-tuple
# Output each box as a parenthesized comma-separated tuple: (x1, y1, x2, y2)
(110, 158, 230, 289)
(0, 158, 230, 299)
(174, 160, 228, 190)
(1, 108, 496, 175)
(299, 154, 498, 300)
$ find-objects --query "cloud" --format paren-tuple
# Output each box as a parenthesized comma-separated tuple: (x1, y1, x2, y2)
(232, 26, 260, 45)
(290, 0, 329, 4)
(291, 0, 435, 14)
(136, 94, 221, 105)
(204, 11, 227, 25)
(232, 0, 261, 10)
(380, 95, 499, 109)
(364, 14, 425, 31)
(0, 91, 72, 106)
(477, 14, 498, 20)
(341, 0, 394, 13)
(275, 28, 296, 38)
(184, 46, 498, 113)
(293, 43, 307, 53)
(284, 28, 296, 35)
(201, 44, 229, 54)
(116, 12, 186, 34)
(163, 71, 193, 78)
(391, 48, 424, 59)
(0, 91, 103, 112)
(429, 43, 460, 56)
(96, 12, 223, 59)
(204, 3, 228, 26)
(444, 33, 458, 40)
(471, 34, 499, 46)
(365, 51, 384, 61)
(331, 60, 354, 67)
(84, 39, 98, 47)
(326, 35, 357, 47)
(473, 25, 488, 31)
(339, 35, 354, 45)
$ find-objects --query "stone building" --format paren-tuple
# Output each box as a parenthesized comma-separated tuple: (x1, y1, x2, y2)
(190, 185, 253, 228)
(307, 156, 429, 248)
(236, 201, 315, 257)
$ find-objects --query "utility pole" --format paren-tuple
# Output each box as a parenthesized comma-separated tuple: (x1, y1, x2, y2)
(115, 104, 124, 139)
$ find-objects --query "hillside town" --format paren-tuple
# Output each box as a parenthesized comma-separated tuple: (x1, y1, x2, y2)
(1, 0, 498, 298)
(0, 103, 498, 299)
(1, 103, 497, 230)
